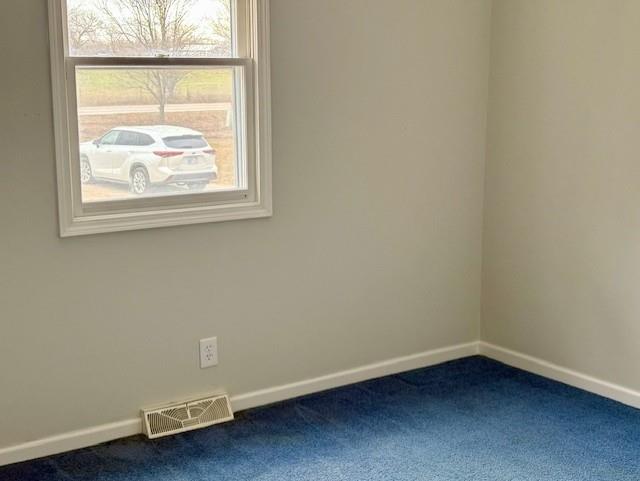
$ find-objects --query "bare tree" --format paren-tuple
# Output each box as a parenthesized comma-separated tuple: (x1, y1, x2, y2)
(68, 6, 103, 55)
(96, 0, 201, 121)
(209, 0, 232, 56)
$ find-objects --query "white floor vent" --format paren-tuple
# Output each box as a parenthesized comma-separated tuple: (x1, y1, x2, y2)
(142, 394, 234, 439)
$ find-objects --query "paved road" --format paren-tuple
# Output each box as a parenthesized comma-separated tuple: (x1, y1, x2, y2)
(78, 103, 232, 116)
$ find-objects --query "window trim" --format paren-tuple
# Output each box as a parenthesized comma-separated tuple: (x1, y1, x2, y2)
(48, 0, 272, 237)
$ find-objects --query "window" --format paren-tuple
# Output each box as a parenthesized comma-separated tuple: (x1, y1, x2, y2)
(115, 131, 140, 146)
(100, 130, 120, 145)
(137, 134, 155, 147)
(163, 136, 209, 150)
(48, 0, 272, 236)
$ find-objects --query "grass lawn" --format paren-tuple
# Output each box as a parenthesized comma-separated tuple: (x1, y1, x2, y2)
(77, 69, 234, 106)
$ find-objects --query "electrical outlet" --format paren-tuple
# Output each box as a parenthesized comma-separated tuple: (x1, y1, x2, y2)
(199, 337, 218, 368)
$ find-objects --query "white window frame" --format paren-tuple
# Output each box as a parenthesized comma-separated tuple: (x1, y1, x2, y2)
(48, 0, 272, 237)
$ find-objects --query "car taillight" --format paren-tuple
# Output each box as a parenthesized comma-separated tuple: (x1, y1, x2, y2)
(203, 149, 216, 155)
(154, 151, 183, 158)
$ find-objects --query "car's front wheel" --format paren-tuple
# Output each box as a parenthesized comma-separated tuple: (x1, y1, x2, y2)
(130, 167, 150, 195)
(80, 158, 93, 184)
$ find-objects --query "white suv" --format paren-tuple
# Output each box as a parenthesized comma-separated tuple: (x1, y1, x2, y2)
(80, 126, 218, 195)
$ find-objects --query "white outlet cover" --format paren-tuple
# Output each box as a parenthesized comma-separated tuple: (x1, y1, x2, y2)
(200, 337, 218, 368)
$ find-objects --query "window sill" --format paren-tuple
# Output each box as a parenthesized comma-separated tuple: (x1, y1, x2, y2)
(60, 201, 272, 237)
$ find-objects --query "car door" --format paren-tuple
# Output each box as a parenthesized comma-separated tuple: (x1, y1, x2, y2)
(92, 130, 120, 178)
(111, 131, 140, 181)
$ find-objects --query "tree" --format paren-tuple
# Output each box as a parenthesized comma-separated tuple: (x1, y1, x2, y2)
(209, 0, 232, 56)
(68, 6, 103, 55)
(96, 0, 201, 121)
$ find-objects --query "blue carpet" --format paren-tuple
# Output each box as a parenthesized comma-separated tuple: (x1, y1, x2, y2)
(2, 356, 640, 480)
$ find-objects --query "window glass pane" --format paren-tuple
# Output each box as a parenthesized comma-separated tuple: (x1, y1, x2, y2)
(101, 130, 120, 144)
(138, 133, 155, 146)
(116, 131, 138, 145)
(76, 66, 243, 203)
(163, 135, 209, 149)
(66, 0, 233, 57)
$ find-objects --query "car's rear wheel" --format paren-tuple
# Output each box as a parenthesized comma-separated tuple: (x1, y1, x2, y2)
(80, 158, 93, 184)
(187, 182, 208, 191)
(130, 167, 150, 195)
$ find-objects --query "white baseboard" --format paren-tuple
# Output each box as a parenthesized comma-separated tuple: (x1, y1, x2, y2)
(0, 419, 142, 468)
(479, 341, 640, 410)
(5, 341, 638, 467)
(230, 341, 480, 412)
(0, 341, 479, 467)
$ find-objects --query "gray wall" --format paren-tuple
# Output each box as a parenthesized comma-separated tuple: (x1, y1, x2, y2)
(0, 0, 491, 448)
(483, 0, 640, 390)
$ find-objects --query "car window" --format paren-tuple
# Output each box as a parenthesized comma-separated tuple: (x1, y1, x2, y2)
(100, 130, 120, 145)
(163, 135, 208, 149)
(137, 133, 155, 146)
(116, 131, 139, 146)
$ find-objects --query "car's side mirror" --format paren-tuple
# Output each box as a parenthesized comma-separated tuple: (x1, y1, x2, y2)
(93, 139, 101, 147)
